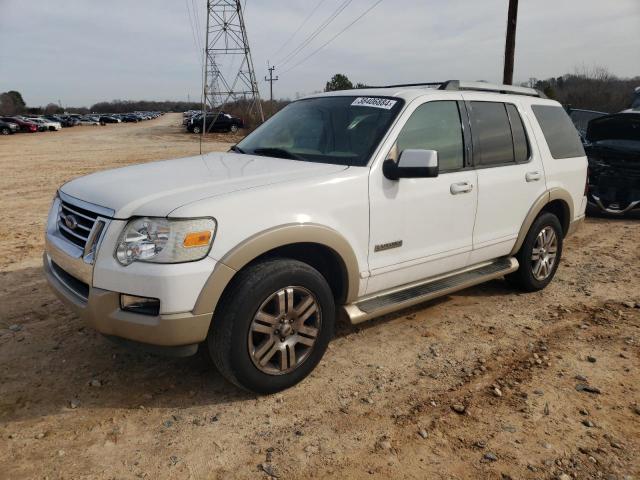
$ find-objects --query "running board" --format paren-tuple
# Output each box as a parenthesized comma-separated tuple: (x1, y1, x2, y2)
(343, 257, 519, 324)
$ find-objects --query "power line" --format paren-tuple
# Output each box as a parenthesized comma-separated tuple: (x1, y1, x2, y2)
(276, 0, 353, 68)
(191, 0, 203, 53)
(270, 0, 328, 60)
(281, 0, 385, 75)
(184, 0, 202, 61)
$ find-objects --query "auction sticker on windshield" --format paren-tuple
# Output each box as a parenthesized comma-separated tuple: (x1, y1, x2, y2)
(351, 97, 398, 110)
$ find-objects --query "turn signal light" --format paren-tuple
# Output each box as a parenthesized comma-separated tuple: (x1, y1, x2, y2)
(183, 231, 212, 248)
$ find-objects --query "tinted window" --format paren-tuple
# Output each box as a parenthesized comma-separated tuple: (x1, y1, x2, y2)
(506, 104, 529, 162)
(469, 102, 514, 166)
(396, 101, 464, 171)
(532, 105, 585, 159)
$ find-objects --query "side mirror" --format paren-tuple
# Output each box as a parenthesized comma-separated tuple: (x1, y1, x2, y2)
(383, 149, 439, 180)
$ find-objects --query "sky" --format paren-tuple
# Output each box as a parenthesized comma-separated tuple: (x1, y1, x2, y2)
(0, 0, 638, 108)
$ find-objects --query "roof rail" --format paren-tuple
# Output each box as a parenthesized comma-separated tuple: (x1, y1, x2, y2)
(368, 80, 546, 98)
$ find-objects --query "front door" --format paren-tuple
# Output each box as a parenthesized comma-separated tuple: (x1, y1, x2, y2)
(367, 96, 478, 294)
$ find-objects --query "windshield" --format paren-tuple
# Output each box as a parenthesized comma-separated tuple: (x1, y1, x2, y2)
(237, 96, 404, 166)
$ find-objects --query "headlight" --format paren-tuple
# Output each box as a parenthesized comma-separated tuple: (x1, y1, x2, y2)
(115, 217, 216, 266)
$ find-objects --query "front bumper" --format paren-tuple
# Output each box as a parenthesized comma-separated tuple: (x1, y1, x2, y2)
(43, 252, 212, 348)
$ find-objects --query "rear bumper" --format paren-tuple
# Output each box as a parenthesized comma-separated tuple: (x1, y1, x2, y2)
(43, 253, 212, 350)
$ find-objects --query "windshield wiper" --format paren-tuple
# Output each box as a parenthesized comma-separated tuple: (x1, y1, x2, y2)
(229, 144, 245, 154)
(252, 147, 304, 161)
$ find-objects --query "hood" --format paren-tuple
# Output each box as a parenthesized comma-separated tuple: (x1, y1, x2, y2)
(586, 112, 640, 144)
(60, 152, 348, 218)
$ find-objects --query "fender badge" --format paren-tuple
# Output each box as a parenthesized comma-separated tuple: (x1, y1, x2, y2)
(374, 240, 403, 252)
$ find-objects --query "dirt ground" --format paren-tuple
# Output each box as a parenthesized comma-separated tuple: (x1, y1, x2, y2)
(0, 114, 638, 480)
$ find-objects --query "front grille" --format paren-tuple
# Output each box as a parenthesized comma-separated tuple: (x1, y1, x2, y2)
(58, 200, 99, 249)
(51, 260, 90, 300)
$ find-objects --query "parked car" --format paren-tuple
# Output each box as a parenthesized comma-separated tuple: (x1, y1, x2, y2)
(1, 116, 38, 133)
(186, 111, 243, 133)
(584, 111, 640, 216)
(0, 120, 19, 135)
(121, 114, 139, 123)
(44, 81, 587, 393)
(27, 117, 62, 131)
(77, 116, 101, 126)
(99, 115, 120, 125)
(45, 115, 75, 128)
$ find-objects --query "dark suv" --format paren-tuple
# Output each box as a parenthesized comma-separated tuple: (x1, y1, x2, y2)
(585, 111, 640, 216)
(187, 112, 244, 134)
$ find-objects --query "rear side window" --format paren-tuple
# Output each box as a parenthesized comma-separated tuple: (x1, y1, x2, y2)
(532, 105, 585, 159)
(469, 102, 516, 166)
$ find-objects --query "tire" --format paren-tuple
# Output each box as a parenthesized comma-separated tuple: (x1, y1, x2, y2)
(507, 212, 563, 292)
(208, 258, 335, 394)
(192, 126, 201, 134)
(1, 128, 9, 135)
(229, 124, 239, 133)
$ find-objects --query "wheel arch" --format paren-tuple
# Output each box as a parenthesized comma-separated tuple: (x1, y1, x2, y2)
(192, 224, 361, 317)
(510, 188, 574, 256)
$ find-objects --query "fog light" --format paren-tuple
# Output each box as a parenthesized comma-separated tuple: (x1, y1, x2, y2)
(120, 294, 160, 316)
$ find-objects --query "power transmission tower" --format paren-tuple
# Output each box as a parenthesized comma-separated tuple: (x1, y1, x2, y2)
(202, 0, 264, 135)
(502, 0, 519, 85)
(265, 65, 279, 103)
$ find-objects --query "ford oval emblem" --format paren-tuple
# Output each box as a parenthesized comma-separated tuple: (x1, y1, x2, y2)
(64, 214, 78, 230)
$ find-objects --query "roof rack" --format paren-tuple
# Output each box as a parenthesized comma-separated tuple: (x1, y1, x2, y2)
(369, 80, 546, 98)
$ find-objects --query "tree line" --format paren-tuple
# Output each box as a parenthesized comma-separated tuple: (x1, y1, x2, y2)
(2, 67, 637, 118)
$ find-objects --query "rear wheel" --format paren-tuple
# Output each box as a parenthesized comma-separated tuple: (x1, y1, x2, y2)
(507, 212, 563, 292)
(208, 259, 335, 394)
(229, 124, 239, 133)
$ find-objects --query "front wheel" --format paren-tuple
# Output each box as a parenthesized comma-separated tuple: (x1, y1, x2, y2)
(208, 259, 335, 394)
(507, 212, 563, 292)
(1, 128, 9, 135)
(229, 124, 239, 133)
(192, 126, 201, 134)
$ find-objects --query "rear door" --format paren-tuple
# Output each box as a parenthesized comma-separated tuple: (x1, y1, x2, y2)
(462, 96, 548, 264)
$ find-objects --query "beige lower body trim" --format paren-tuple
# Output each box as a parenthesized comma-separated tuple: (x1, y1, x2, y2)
(44, 255, 211, 346)
(566, 215, 585, 237)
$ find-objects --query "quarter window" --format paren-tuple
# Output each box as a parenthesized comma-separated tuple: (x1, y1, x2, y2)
(396, 101, 464, 172)
(532, 105, 585, 159)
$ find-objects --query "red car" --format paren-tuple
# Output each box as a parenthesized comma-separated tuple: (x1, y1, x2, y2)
(1, 116, 38, 133)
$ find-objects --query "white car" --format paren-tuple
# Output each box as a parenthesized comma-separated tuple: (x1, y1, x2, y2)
(27, 117, 62, 131)
(44, 81, 587, 393)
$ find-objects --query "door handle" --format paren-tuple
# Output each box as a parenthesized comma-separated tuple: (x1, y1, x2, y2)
(450, 182, 473, 195)
(525, 171, 541, 182)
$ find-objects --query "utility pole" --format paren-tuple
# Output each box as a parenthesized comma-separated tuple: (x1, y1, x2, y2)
(201, 0, 264, 138)
(264, 66, 279, 103)
(265, 66, 279, 103)
(502, 0, 519, 85)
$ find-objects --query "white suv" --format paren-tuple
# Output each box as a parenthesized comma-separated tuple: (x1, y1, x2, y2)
(44, 81, 587, 393)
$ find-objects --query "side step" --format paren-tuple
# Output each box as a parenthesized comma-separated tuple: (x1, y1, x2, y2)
(344, 257, 519, 324)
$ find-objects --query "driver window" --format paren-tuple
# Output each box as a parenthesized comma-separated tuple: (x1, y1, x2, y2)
(396, 101, 464, 172)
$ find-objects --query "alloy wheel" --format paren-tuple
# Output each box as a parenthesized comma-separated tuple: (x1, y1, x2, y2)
(531, 226, 558, 281)
(248, 286, 321, 375)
